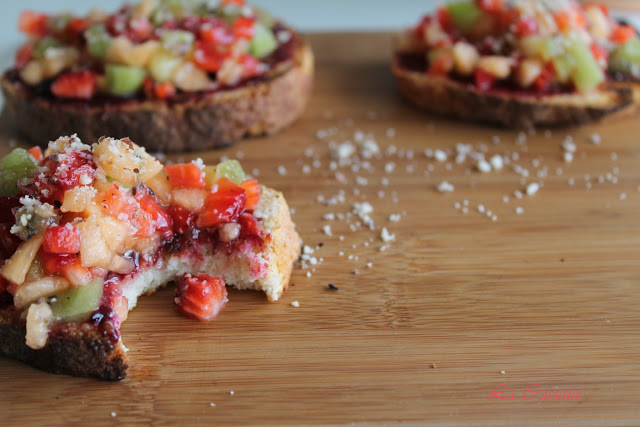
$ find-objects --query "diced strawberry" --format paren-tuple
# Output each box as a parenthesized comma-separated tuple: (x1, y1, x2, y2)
(167, 205, 197, 234)
(106, 12, 128, 37)
(102, 279, 129, 322)
(199, 21, 234, 45)
(15, 43, 34, 70)
(414, 15, 432, 39)
(553, 11, 571, 32)
(193, 41, 229, 72)
(497, 8, 519, 32)
(240, 179, 260, 210)
(232, 16, 255, 40)
(60, 258, 93, 286)
(196, 178, 246, 228)
(39, 250, 77, 275)
(591, 43, 608, 68)
(476, 0, 503, 13)
(474, 68, 496, 91)
(237, 212, 262, 240)
(515, 16, 538, 37)
(51, 71, 97, 99)
(436, 7, 455, 34)
(43, 225, 81, 254)
(165, 163, 206, 188)
(99, 183, 137, 219)
(154, 81, 176, 99)
(66, 18, 89, 36)
(239, 54, 260, 78)
(27, 146, 43, 162)
(219, 0, 245, 6)
(427, 50, 454, 76)
(18, 10, 49, 37)
(134, 189, 174, 240)
(129, 16, 153, 41)
(175, 273, 228, 322)
(611, 25, 636, 44)
(533, 62, 556, 93)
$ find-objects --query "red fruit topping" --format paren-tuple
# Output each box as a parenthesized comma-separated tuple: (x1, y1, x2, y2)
(219, 0, 246, 6)
(18, 11, 49, 37)
(31, 150, 97, 204)
(515, 16, 538, 37)
(240, 179, 260, 210)
(43, 225, 81, 254)
(134, 189, 174, 240)
(232, 16, 255, 40)
(175, 273, 228, 322)
(199, 19, 234, 45)
(39, 251, 77, 275)
(51, 71, 97, 99)
(474, 68, 496, 91)
(167, 205, 197, 234)
(129, 16, 153, 41)
(15, 43, 34, 70)
(197, 178, 246, 228)
(428, 50, 454, 76)
(476, 0, 503, 13)
(66, 17, 89, 36)
(27, 146, 43, 162)
(60, 258, 93, 287)
(237, 212, 262, 239)
(239, 54, 260, 78)
(165, 163, 206, 188)
(533, 62, 556, 93)
(154, 81, 176, 99)
(437, 7, 455, 34)
(193, 40, 229, 72)
(611, 24, 636, 44)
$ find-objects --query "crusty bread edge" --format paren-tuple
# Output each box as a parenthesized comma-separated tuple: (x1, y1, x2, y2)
(0, 185, 300, 380)
(1, 38, 314, 152)
(391, 49, 635, 128)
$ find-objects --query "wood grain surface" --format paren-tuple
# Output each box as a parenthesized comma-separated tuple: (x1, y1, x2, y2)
(1, 32, 640, 426)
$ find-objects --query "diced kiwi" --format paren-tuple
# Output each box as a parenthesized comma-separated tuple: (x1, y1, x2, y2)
(85, 24, 112, 60)
(566, 36, 604, 93)
(50, 278, 104, 322)
(105, 64, 147, 96)
(204, 160, 245, 186)
(609, 37, 640, 77)
(250, 23, 278, 58)
(520, 35, 563, 62)
(552, 54, 574, 83)
(446, 1, 482, 33)
(33, 36, 62, 59)
(161, 30, 195, 56)
(0, 148, 37, 196)
(149, 50, 183, 82)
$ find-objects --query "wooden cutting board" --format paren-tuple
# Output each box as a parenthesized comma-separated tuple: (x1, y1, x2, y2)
(1, 32, 640, 426)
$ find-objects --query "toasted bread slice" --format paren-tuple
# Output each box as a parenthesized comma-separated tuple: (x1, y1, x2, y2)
(0, 185, 300, 380)
(1, 37, 313, 152)
(392, 53, 634, 129)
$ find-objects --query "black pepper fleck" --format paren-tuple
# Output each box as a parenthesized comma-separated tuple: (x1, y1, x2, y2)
(328, 284, 339, 291)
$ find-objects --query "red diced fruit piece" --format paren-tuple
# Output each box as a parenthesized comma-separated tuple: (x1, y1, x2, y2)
(193, 41, 228, 72)
(134, 190, 174, 240)
(590, 43, 608, 67)
(240, 179, 260, 210)
(67, 18, 88, 35)
(428, 50, 454, 76)
(43, 225, 81, 254)
(437, 7, 455, 33)
(232, 16, 255, 39)
(15, 43, 34, 69)
(51, 71, 97, 99)
(165, 163, 206, 188)
(197, 178, 246, 228)
(475, 68, 496, 91)
(167, 205, 196, 234)
(60, 258, 92, 287)
(18, 11, 49, 37)
(129, 17, 153, 41)
(476, 0, 503, 12)
(237, 212, 261, 239)
(516, 16, 538, 37)
(27, 146, 43, 162)
(553, 11, 571, 32)
(533, 62, 556, 93)
(39, 251, 77, 275)
(154, 81, 176, 99)
(611, 25, 636, 44)
(240, 54, 260, 78)
(199, 19, 234, 45)
(220, 0, 245, 6)
(175, 273, 228, 322)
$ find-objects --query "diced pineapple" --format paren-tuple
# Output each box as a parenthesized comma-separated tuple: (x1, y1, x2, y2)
(108, 255, 135, 275)
(106, 37, 161, 67)
(452, 41, 479, 76)
(41, 47, 81, 77)
(96, 215, 132, 253)
(61, 186, 98, 213)
(20, 61, 45, 85)
(1, 235, 44, 285)
(25, 257, 44, 283)
(78, 217, 115, 269)
(93, 138, 141, 185)
(134, 0, 158, 18)
(585, 5, 611, 40)
(25, 300, 54, 350)
(131, 234, 162, 256)
(171, 188, 208, 212)
(173, 62, 214, 91)
(516, 58, 543, 87)
(145, 170, 172, 203)
(477, 56, 513, 79)
(14, 276, 70, 309)
(135, 150, 163, 183)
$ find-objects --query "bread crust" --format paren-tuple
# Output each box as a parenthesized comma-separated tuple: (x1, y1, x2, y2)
(392, 52, 634, 128)
(0, 186, 299, 380)
(1, 39, 313, 152)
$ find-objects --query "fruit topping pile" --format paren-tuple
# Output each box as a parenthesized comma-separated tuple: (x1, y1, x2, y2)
(0, 135, 263, 348)
(406, 0, 640, 93)
(13, 0, 289, 100)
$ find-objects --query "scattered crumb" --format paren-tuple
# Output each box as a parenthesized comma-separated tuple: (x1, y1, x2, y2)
(111, 412, 117, 417)
(229, 391, 235, 395)
(210, 403, 216, 407)
(500, 370, 506, 375)
(291, 301, 300, 308)
(437, 181, 455, 193)
(526, 182, 540, 196)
